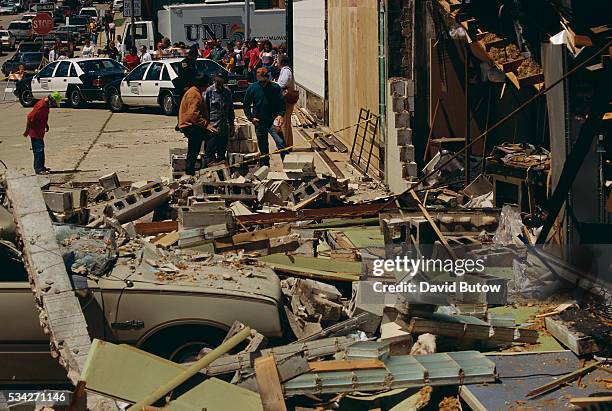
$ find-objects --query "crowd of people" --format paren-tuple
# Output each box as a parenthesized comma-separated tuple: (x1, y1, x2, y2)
(175, 41, 296, 177)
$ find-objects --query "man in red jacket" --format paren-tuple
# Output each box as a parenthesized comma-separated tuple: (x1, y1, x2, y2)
(23, 92, 61, 174)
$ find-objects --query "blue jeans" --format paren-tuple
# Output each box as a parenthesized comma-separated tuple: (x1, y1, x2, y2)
(255, 122, 286, 166)
(30, 138, 45, 173)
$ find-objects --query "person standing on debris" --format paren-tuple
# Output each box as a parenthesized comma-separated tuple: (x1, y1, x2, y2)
(276, 55, 296, 147)
(23, 91, 61, 175)
(243, 67, 286, 167)
(204, 71, 235, 165)
(178, 74, 218, 175)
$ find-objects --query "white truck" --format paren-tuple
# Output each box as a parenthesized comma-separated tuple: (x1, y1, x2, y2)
(120, 2, 286, 56)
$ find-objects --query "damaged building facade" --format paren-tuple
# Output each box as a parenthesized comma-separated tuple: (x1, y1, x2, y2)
(0, 0, 610, 410)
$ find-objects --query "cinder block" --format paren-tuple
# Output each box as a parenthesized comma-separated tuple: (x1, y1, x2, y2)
(70, 189, 87, 209)
(392, 97, 406, 113)
(228, 139, 258, 154)
(395, 111, 411, 128)
(233, 123, 252, 141)
(178, 206, 232, 229)
(397, 128, 413, 146)
(99, 172, 120, 192)
(42, 190, 73, 213)
(389, 78, 407, 97)
(402, 162, 418, 178)
(103, 182, 170, 223)
(399, 145, 415, 162)
(187, 198, 226, 211)
(406, 80, 415, 97)
(283, 153, 315, 173)
(253, 165, 270, 181)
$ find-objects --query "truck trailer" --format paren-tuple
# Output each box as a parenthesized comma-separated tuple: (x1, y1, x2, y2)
(121, 2, 286, 55)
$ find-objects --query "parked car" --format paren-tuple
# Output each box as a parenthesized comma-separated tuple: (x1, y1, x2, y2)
(1, 51, 43, 75)
(21, 12, 37, 21)
(53, 6, 73, 24)
(0, 1, 18, 14)
(57, 24, 87, 44)
(78, 6, 98, 23)
(0, 29, 16, 50)
(7, 20, 33, 41)
(0, 225, 283, 384)
(104, 58, 249, 116)
(15, 57, 127, 108)
(16, 40, 42, 52)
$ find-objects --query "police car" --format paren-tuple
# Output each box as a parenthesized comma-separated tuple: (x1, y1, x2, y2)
(15, 57, 127, 108)
(103, 57, 249, 116)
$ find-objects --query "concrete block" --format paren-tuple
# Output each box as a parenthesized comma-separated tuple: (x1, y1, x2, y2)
(389, 78, 407, 97)
(228, 139, 258, 153)
(233, 123, 252, 141)
(399, 145, 415, 162)
(103, 182, 170, 224)
(130, 180, 150, 191)
(178, 207, 231, 229)
(229, 201, 254, 216)
(70, 189, 88, 209)
(42, 190, 73, 213)
(402, 162, 418, 178)
(394, 111, 411, 128)
(397, 127, 413, 146)
(187, 198, 226, 211)
(406, 80, 415, 97)
(283, 153, 315, 173)
(99, 172, 120, 192)
(253, 165, 270, 181)
(392, 97, 406, 113)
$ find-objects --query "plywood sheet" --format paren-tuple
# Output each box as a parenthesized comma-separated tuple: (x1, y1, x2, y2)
(328, 0, 380, 161)
(293, 0, 326, 97)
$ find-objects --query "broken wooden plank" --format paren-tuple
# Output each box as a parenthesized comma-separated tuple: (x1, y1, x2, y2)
(258, 254, 362, 282)
(527, 361, 602, 397)
(544, 315, 604, 355)
(308, 359, 386, 372)
(254, 355, 288, 411)
(409, 189, 458, 259)
(233, 224, 291, 244)
(569, 396, 612, 407)
(135, 220, 178, 236)
(152, 231, 179, 248)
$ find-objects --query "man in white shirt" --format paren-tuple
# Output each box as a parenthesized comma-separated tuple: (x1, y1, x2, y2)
(276, 55, 296, 146)
(140, 45, 152, 62)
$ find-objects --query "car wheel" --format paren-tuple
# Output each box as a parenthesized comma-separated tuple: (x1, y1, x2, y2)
(69, 88, 82, 108)
(19, 88, 35, 107)
(160, 93, 176, 116)
(108, 88, 124, 112)
(140, 325, 229, 364)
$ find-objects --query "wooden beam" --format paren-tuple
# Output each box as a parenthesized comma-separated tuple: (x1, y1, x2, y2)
(254, 355, 288, 411)
(409, 189, 458, 259)
(527, 361, 602, 397)
(232, 224, 290, 244)
(135, 220, 178, 236)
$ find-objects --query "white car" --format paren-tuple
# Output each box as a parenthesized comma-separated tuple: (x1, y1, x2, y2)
(79, 6, 99, 21)
(17, 57, 127, 108)
(0, 2, 18, 14)
(0, 30, 16, 50)
(105, 58, 247, 115)
(7, 20, 32, 41)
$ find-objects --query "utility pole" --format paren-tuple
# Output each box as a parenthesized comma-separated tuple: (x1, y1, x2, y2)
(130, 0, 136, 50)
(244, 0, 250, 41)
(286, 0, 292, 67)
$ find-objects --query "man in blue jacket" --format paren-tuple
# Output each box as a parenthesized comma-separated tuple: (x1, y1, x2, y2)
(243, 67, 286, 166)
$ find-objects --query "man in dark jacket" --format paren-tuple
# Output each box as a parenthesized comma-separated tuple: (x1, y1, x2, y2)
(174, 43, 199, 92)
(204, 71, 234, 164)
(243, 67, 286, 166)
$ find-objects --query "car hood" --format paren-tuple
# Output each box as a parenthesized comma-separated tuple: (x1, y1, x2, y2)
(95, 244, 282, 305)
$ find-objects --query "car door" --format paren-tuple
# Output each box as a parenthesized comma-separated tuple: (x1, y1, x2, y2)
(50, 60, 71, 96)
(0, 262, 67, 384)
(31, 61, 57, 99)
(140, 61, 162, 107)
(120, 62, 149, 105)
